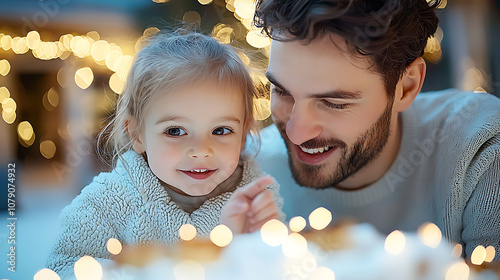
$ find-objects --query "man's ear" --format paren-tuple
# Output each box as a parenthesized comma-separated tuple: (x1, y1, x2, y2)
(125, 117, 145, 154)
(393, 57, 426, 112)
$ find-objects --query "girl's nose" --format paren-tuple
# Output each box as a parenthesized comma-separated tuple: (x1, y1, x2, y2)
(187, 138, 214, 159)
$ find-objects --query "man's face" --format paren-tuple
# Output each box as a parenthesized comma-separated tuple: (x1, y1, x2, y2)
(267, 34, 396, 189)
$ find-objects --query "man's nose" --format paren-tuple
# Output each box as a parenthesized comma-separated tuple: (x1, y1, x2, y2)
(187, 137, 214, 159)
(285, 103, 322, 145)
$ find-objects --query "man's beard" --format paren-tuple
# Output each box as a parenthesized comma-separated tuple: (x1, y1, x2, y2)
(276, 101, 393, 189)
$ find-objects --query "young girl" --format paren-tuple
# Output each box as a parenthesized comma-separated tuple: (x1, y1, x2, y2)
(47, 32, 284, 278)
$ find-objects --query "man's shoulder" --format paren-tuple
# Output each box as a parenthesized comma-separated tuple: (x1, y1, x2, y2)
(413, 89, 500, 135)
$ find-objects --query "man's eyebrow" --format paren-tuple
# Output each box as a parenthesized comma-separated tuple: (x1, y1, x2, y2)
(307, 90, 362, 100)
(266, 72, 362, 100)
(266, 72, 290, 93)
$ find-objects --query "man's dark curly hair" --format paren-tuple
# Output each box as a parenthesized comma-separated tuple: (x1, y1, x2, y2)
(254, 0, 441, 96)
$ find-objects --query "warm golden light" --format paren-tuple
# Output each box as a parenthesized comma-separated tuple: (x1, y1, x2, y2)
(106, 49, 123, 71)
(451, 243, 463, 258)
(210, 225, 233, 247)
(309, 267, 335, 280)
(86, 31, 100, 42)
(471, 245, 486, 265)
(74, 256, 103, 280)
(75, 67, 94, 89)
(91, 40, 110, 61)
(253, 98, 271, 121)
(47, 88, 59, 108)
(183, 11, 202, 23)
(417, 222, 442, 248)
(179, 224, 197, 241)
(2, 111, 16, 124)
(235, 2, 255, 19)
(173, 260, 205, 280)
(143, 27, 161, 38)
(26, 30, 40, 49)
(246, 29, 271, 48)
(0, 59, 11, 76)
(106, 238, 122, 255)
(109, 73, 126, 94)
(214, 26, 234, 44)
(445, 261, 469, 280)
(289, 216, 306, 232)
(13, 37, 29, 54)
(260, 219, 288, 247)
(308, 207, 332, 230)
(384, 230, 406, 255)
(40, 140, 56, 159)
(2, 97, 16, 114)
(71, 36, 91, 58)
(18, 121, 34, 141)
(114, 55, 133, 81)
(0, 86, 9, 103)
(34, 268, 61, 280)
(484, 246, 496, 263)
(152, 0, 169, 3)
(198, 0, 213, 4)
(1, 35, 12, 51)
(282, 233, 308, 258)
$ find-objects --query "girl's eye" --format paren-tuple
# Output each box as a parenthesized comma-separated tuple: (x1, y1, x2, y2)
(321, 100, 349, 110)
(165, 127, 187, 136)
(213, 127, 233, 135)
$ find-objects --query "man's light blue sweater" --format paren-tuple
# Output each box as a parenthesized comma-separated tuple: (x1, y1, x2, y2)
(255, 89, 500, 260)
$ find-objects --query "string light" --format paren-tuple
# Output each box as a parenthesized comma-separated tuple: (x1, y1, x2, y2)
(74, 256, 103, 280)
(106, 238, 123, 255)
(179, 224, 197, 241)
(34, 268, 61, 280)
(417, 222, 442, 248)
(40, 140, 56, 159)
(210, 225, 233, 247)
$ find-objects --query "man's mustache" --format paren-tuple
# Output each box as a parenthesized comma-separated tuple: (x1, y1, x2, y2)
(276, 122, 347, 150)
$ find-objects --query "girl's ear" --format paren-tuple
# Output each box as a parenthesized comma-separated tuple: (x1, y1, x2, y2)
(125, 117, 145, 154)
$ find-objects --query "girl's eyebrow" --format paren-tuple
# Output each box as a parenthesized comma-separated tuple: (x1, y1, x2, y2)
(155, 116, 241, 125)
(155, 116, 189, 125)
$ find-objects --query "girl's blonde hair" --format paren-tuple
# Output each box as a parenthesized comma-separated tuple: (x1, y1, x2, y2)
(98, 31, 259, 167)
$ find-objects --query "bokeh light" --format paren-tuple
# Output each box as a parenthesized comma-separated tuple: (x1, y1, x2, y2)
(260, 219, 288, 247)
(34, 268, 61, 280)
(210, 225, 233, 247)
(75, 67, 94, 89)
(91, 40, 111, 61)
(179, 224, 197, 241)
(282, 233, 308, 258)
(0, 86, 10, 103)
(484, 246, 496, 263)
(308, 207, 332, 231)
(74, 256, 103, 280)
(470, 245, 486, 265)
(417, 222, 442, 248)
(0, 59, 11, 76)
(384, 230, 406, 255)
(18, 121, 34, 141)
(106, 238, 123, 255)
(40, 140, 56, 159)
(109, 73, 126, 94)
(253, 98, 271, 121)
(289, 216, 306, 233)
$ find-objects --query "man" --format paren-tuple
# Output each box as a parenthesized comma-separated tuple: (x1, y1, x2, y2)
(252, 0, 500, 260)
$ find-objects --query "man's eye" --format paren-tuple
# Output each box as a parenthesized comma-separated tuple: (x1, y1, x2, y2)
(321, 100, 349, 110)
(165, 127, 187, 136)
(271, 87, 288, 96)
(213, 127, 233, 135)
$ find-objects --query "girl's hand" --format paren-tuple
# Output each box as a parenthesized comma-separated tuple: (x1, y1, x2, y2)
(220, 176, 280, 234)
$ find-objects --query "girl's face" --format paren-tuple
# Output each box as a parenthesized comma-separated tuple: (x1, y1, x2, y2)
(134, 80, 248, 196)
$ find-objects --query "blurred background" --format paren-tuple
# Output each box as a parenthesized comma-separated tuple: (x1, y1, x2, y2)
(0, 0, 499, 278)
